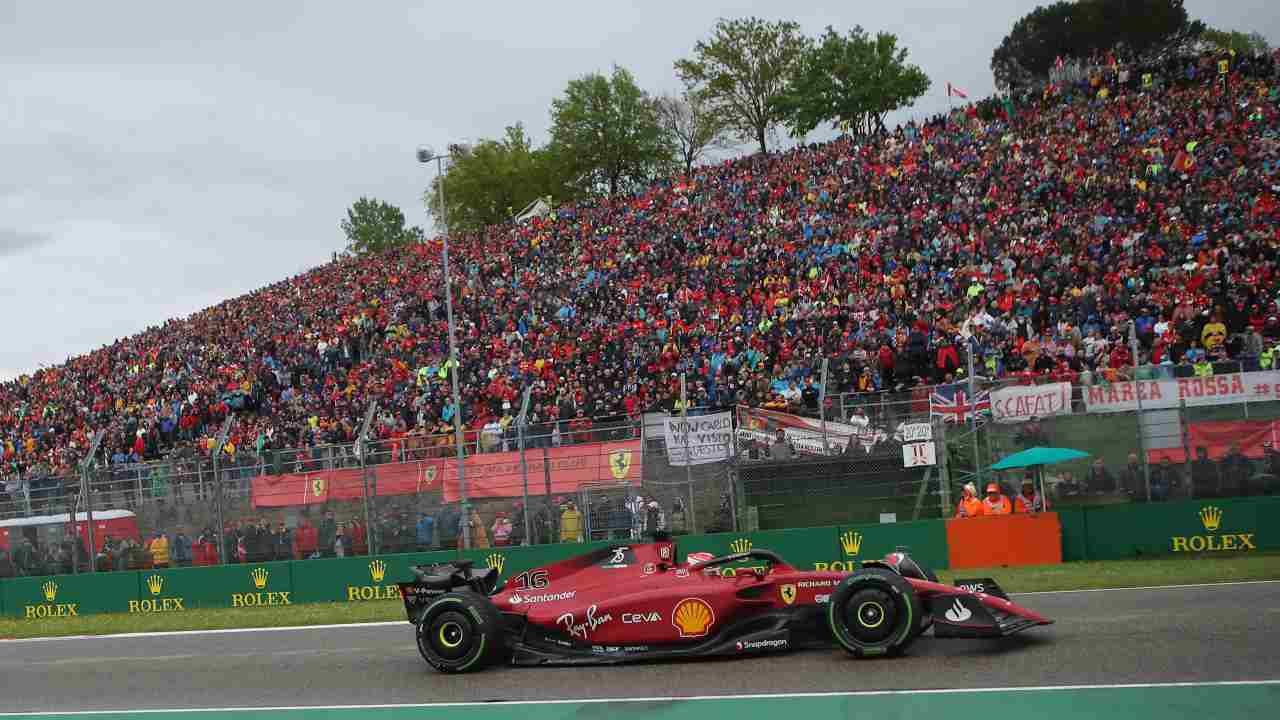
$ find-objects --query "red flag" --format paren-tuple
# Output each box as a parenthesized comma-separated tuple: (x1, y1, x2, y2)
(947, 82, 968, 99)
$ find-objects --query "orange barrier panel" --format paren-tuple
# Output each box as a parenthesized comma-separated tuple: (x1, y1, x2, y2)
(945, 512, 1063, 570)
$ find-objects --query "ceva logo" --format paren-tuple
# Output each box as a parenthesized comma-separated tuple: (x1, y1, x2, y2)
(233, 567, 292, 607)
(346, 559, 403, 602)
(24, 580, 80, 619)
(1171, 505, 1256, 553)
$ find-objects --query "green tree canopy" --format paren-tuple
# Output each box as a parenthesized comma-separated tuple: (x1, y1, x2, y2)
(775, 25, 930, 138)
(653, 91, 731, 176)
(1200, 28, 1270, 55)
(339, 197, 423, 256)
(675, 17, 811, 154)
(547, 65, 672, 197)
(991, 0, 1203, 89)
(424, 124, 563, 234)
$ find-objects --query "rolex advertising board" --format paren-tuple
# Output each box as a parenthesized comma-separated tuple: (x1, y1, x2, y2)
(830, 520, 950, 572)
(139, 560, 296, 610)
(1081, 496, 1275, 560)
(2, 571, 139, 619)
(678, 527, 842, 576)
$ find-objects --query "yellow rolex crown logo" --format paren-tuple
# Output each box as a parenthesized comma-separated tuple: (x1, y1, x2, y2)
(1199, 506, 1222, 532)
(368, 559, 386, 583)
(251, 567, 270, 590)
(730, 538, 752, 554)
(485, 553, 505, 574)
(42, 580, 58, 602)
(840, 531, 863, 556)
(147, 575, 165, 596)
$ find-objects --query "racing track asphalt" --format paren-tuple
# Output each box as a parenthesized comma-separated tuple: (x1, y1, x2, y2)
(3, 581, 1278, 712)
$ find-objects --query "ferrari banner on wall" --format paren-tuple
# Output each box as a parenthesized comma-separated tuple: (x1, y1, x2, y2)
(251, 439, 641, 507)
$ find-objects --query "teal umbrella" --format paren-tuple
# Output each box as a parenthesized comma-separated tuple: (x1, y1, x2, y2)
(989, 447, 1091, 512)
(990, 447, 1090, 470)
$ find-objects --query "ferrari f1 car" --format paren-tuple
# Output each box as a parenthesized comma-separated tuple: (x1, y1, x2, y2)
(397, 534, 1052, 673)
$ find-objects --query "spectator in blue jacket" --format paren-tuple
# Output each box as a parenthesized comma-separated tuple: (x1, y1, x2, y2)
(416, 511, 435, 551)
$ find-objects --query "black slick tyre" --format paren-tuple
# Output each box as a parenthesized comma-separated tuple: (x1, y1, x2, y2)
(828, 567, 922, 658)
(415, 592, 507, 673)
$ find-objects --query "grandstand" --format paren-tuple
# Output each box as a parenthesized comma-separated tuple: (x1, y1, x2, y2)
(2, 45, 1279, 573)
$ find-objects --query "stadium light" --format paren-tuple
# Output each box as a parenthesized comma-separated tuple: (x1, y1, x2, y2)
(418, 145, 471, 549)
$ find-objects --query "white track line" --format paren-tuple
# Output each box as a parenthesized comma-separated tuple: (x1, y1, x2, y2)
(1, 680, 1278, 715)
(2, 578, 1276, 644)
(1012, 578, 1280, 596)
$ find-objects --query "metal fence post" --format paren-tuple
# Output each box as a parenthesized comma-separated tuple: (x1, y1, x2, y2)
(679, 374, 697, 535)
(79, 431, 105, 573)
(727, 416, 739, 533)
(541, 446, 553, 546)
(936, 418, 951, 517)
(517, 386, 532, 546)
(212, 415, 234, 565)
(818, 358, 830, 454)
(1130, 322, 1151, 501)
(356, 402, 378, 556)
(966, 338, 982, 487)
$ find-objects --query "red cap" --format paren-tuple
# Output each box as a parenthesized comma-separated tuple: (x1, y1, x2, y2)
(986, 483, 1000, 494)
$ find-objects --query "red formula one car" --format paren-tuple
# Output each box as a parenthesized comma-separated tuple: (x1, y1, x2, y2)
(397, 533, 1052, 673)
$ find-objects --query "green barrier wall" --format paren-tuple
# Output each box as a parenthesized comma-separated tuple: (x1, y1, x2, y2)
(4, 501, 1275, 621)
(1076, 496, 1279, 560)
(1057, 508, 1089, 562)
(138, 560, 296, 612)
(2, 570, 139, 618)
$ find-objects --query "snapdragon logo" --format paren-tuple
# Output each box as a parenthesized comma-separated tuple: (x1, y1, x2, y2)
(735, 638, 788, 652)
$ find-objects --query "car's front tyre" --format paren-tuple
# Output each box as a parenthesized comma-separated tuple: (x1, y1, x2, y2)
(828, 568, 922, 658)
(414, 592, 508, 673)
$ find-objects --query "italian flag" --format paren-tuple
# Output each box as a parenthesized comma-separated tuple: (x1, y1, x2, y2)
(947, 82, 968, 99)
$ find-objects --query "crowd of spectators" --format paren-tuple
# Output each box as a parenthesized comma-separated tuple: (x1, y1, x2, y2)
(3, 46, 1279, 509)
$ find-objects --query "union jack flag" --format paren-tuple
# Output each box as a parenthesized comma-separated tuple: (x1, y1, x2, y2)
(929, 383, 991, 424)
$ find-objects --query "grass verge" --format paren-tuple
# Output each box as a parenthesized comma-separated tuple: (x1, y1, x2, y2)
(3, 552, 1278, 640)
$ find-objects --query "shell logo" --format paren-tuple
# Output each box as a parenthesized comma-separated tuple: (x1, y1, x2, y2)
(672, 598, 715, 638)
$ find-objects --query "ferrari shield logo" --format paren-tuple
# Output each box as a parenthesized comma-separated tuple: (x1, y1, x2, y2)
(609, 449, 633, 479)
(309, 475, 327, 500)
(780, 584, 797, 605)
(417, 464, 438, 493)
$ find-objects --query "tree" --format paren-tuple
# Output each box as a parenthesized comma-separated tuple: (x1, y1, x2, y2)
(775, 26, 930, 138)
(675, 17, 811, 154)
(1200, 28, 1270, 55)
(547, 65, 672, 197)
(339, 198, 422, 256)
(654, 91, 731, 176)
(424, 124, 563, 234)
(990, 0, 1203, 90)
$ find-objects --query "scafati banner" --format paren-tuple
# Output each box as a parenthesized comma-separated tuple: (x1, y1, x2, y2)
(1082, 371, 1280, 414)
(991, 382, 1073, 423)
(663, 411, 733, 466)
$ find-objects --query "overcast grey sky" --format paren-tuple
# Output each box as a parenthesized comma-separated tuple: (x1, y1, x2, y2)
(2, 1, 1277, 381)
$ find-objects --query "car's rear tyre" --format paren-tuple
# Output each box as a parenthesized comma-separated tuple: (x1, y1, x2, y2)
(415, 592, 508, 673)
(828, 568, 921, 658)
